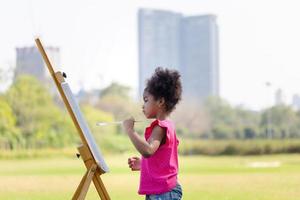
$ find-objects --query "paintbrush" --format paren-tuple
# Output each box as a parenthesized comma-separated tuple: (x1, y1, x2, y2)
(96, 120, 143, 126)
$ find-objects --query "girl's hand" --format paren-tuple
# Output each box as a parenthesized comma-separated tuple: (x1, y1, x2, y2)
(123, 117, 135, 134)
(128, 156, 141, 171)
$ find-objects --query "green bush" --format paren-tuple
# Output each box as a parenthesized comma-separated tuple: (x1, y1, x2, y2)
(179, 139, 300, 156)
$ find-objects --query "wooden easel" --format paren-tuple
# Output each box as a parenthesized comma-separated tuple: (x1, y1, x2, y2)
(35, 38, 110, 200)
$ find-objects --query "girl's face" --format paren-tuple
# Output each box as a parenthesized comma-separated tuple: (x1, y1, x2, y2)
(142, 91, 161, 119)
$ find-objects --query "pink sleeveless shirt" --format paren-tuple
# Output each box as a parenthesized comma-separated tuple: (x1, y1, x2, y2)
(138, 119, 179, 195)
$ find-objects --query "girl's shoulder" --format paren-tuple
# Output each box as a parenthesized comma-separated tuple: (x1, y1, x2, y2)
(150, 119, 174, 130)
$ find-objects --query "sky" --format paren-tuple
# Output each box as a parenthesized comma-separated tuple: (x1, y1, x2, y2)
(0, 0, 300, 110)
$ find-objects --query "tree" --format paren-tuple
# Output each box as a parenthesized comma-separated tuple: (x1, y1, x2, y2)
(5, 75, 76, 148)
(0, 97, 21, 149)
(203, 97, 261, 139)
(96, 82, 142, 134)
(203, 96, 238, 139)
(81, 104, 116, 136)
(244, 127, 256, 139)
(261, 105, 300, 138)
(235, 107, 260, 139)
(172, 101, 210, 138)
(100, 82, 131, 100)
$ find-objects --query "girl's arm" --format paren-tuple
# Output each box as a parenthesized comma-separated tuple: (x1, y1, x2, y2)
(123, 118, 165, 158)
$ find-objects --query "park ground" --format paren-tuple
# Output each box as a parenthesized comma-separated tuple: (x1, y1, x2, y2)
(0, 154, 300, 200)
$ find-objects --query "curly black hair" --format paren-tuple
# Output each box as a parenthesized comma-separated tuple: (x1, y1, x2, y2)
(144, 67, 182, 113)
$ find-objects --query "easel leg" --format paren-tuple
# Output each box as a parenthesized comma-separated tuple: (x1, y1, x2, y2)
(93, 172, 110, 200)
(72, 164, 97, 200)
(72, 170, 88, 199)
(75, 145, 111, 200)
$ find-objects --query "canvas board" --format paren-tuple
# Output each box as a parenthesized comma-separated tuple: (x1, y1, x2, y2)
(61, 82, 109, 173)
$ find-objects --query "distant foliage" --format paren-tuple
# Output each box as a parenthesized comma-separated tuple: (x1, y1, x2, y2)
(96, 82, 143, 134)
(100, 82, 131, 100)
(0, 97, 21, 149)
(4, 76, 77, 149)
(173, 96, 300, 139)
(179, 139, 300, 155)
(81, 104, 117, 138)
(1, 76, 300, 153)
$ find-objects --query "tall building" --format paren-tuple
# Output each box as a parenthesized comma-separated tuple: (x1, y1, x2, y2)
(275, 88, 285, 105)
(181, 15, 219, 100)
(15, 46, 60, 83)
(138, 9, 219, 102)
(138, 9, 182, 97)
(292, 94, 300, 110)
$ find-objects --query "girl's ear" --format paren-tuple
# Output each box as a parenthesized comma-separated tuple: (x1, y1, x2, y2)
(158, 97, 165, 108)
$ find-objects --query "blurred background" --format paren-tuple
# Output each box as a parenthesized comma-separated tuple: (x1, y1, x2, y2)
(0, 0, 300, 199)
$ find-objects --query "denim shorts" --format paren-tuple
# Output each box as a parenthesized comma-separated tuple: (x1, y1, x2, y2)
(145, 183, 182, 200)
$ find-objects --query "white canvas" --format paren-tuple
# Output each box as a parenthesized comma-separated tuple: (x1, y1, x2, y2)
(61, 82, 109, 173)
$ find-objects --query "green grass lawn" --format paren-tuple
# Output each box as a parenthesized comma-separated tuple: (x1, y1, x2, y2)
(0, 154, 300, 200)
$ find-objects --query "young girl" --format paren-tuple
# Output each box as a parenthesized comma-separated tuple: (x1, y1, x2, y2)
(123, 67, 183, 200)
